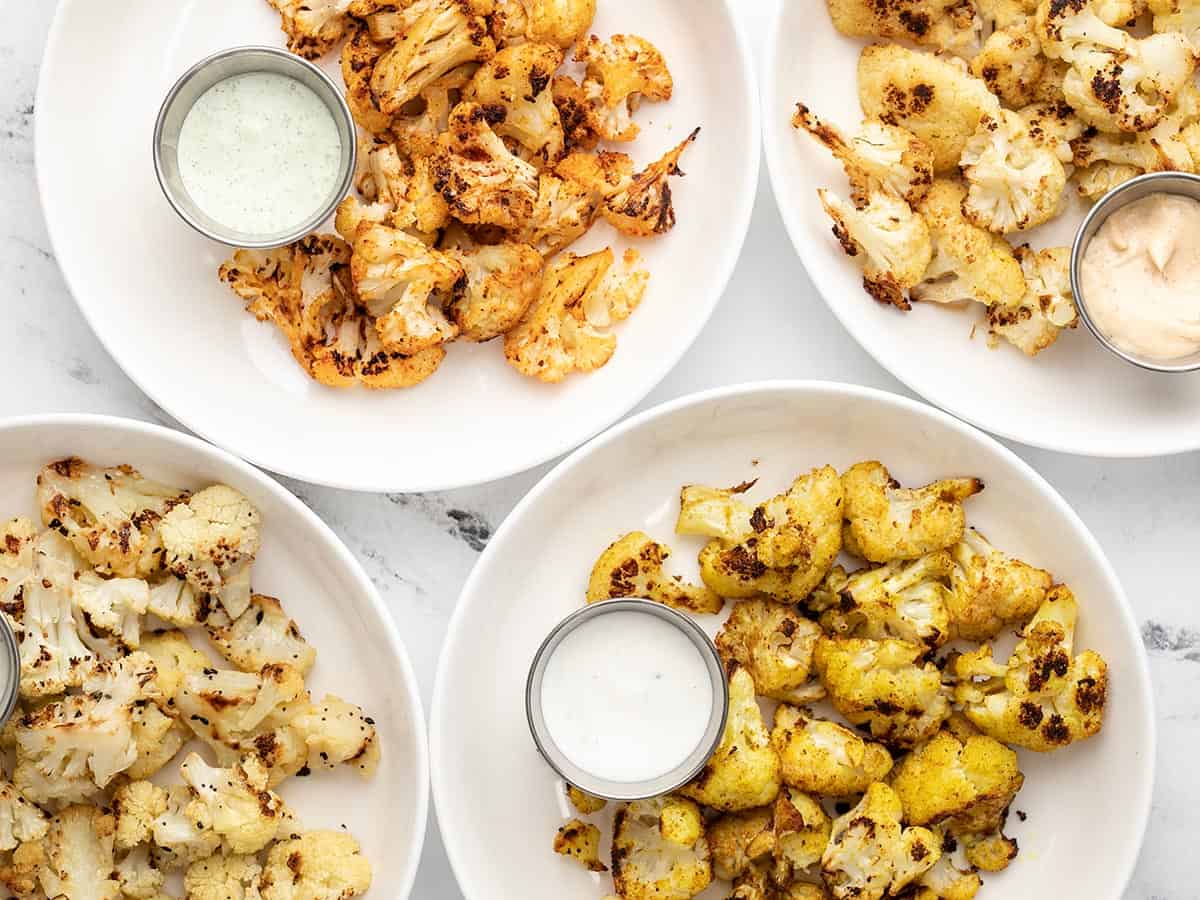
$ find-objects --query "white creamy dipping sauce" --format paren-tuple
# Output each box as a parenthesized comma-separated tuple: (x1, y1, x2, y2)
(176, 72, 341, 235)
(540, 610, 714, 784)
(1080, 192, 1200, 361)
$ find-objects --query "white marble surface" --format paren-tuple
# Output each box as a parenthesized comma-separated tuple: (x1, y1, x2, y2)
(1, 1, 1197, 897)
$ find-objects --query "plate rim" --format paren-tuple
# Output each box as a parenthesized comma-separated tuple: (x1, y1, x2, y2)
(0, 410, 431, 899)
(33, 0, 762, 493)
(430, 378, 1157, 900)
(759, 3, 1200, 459)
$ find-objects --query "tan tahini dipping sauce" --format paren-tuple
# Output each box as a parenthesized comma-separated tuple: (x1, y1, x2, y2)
(1080, 193, 1200, 361)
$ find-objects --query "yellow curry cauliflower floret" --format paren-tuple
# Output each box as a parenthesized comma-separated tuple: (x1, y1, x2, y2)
(987, 244, 1078, 356)
(841, 461, 983, 564)
(677, 466, 844, 603)
(953, 585, 1108, 751)
(587, 531, 723, 614)
(948, 528, 1052, 641)
(770, 704, 894, 797)
(261, 830, 373, 900)
(814, 637, 950, 748)
(820, 783, 940, 900)
(715, 599, 824, 702)
(554, 819, 607, 872)
(566, 783, 607, 815)
(680, 667, 782, 812)
(707, 788, 831, 887)
(612, 795, 712, 900)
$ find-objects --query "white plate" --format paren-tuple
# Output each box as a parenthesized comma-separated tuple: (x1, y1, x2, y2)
(34, 0, 757, 492)
(761, 3, 1200, 458)
(431, 381, 1155, 899)
(0, 414, 428, 898)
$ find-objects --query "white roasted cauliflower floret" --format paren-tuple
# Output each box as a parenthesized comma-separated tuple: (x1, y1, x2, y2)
(180, 753, 290, 854)
(818, 188, 932, 310)
(208, 593, 317, 676)
(116, 844, 164, 899)
(680, 667, 782, 812)
(39, 804, 118, 900)
(112, 780, 168, 851)
(0, 781, 48, 852)
(612, 796, 712, 900)
(959, 110, 1066, 233)
(185, 851, 263, 900)
(152, 785, 222, 870)
(770, 705, 894, 797)
(292, 694, 380, 778)
(987, 245, 1078, 355)
(160, 485, 261, 621)
(261, 830, 373, 900)
(715, 599, 824, 702)
(586, 531, 723, 615)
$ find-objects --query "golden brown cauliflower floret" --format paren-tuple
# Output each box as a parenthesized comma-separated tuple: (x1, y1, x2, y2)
(715, 599, 824, 702)
(858, 44, 1001, 172)
(817, 188, 932, 311)
(603, 128, 699, 237)
(575, 34, 673, 142)
(465, 42, 566, 165)
(267, 0, 353, 59)
(706, 807, 775, 881)
(292, 694, 381, 778)
(566, 784, 607, 815)
(773, 788, 833, 886)
(889, 730, 1024, 833)
(612, 795, 712, 900)
(679, 466, 844, 603)
(770, 704, 894, 797)
(0, 840, 47, 900)
(369, 0, 495, 116)
(793, 106, 935, 207)
(817, 552, 954, 650)
(586, 531, 723, 614)
(207, 593, 317, 676)
(184, 851, 262, 900)
(959, 109, 1067, 234)
(1020, 99, 1087, 162)
(261, 830, 373, 900)
(342, 140, 449, 241)
(493, 0, 597, 48)
(970, 22, 1046, 109)
(948, 528, 1052, 640)
(841, 461, 983, 564)
(444, 241, 544, 342)
(953, 585, 1108, 751)
(979, 0, 1039, 28)
(707, 788, 831, 886)
(504, 246, 647, 382)
(1151, 0, 1200, 49)
(340, 21, 392, 136)
(989, 243, 1078, 356)
(554, 819, 606, 872)
(820, 783, 940, 900)
(814, 637, 950, 748)
(180, 753, 289, 855)
(1073, 160, 1142, 200)
(679, 667, 782, 812)
(515, 150, 633, 254)
(829, 0, 984, 55)
(112, 780, 168, 851)
(958, 831, 1018, 872)
(912, 179, 1027, 307)
(139, 628, 210, 707)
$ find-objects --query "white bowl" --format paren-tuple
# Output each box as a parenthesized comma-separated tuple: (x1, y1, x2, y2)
(432, 381, 1155, 899)
(35, 0, 759, 492)
(0, 414, 429, 898)
(761, 2, 1200, 458)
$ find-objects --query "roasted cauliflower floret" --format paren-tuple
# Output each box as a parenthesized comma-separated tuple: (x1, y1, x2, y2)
(0, 781, 48, 852)
(817, 188, 932, 310)
(858, 44, 1001, 172)
(574, 34, 672, 143)
(207, 593, 317, 676)
(180, 753, 289, 854)
(112, 780, 168, 851)
(948, 528, 1052, 641)
(184, 851, 263, 900)
(349, 222, 464, 355)
(492, 0, 597, 47)
(266, 0, 353, 59)
(0, 839, 45, 900)
(554, 819, 606, 872)
(72, 573, 148, 653)
(1020, 99, 1087, 162)
(39, 804, 118, 900)
(914, 844, 984, 900)
(1151, 0, 1200, 48)
(826, 0, 983, 56)
(566, 784, 607, 815)
(953, 586, 1108, 750)
(139, 628, 210, 706)
(793, 107, 934, 207)
(680, 466, 844, 603)
(959, 110, 1066, 233)
(680, 667, 781, 812)
(1073, 160, 1142, 199)
(36, 458, 187, 580)
(261, 830, 372, 900)
(128, 702, 189, 780)
(340, 21, 392, 136)
(465, 42, 565, 164)
(770, 704, 894, 797)
(912, 179, 1028, 306)
(889, 730, 1024, 833)
(586, 531, 723, 614)
(970, 23, 1046, 108)
(160, 485, 260, 621)
(603, 128, 699, 237)
(343, 140, 449, 240)
(821, 784, 939, 900)
(369, 0, 494, 115)
(292, 694, 380, 777)
(815, 637, 950, 747)
(444, 241, 544, 341)
(504, 246, 647, 382)
(151, 785, 221, 870)
(707, 789, 831, 886)
(612, 795, 712, 900)
(842, 461, 983, 563)
(819, 552, 954, 649)
(715, 599, 824, 702)
(115, 844, 164, 899)
(989, 243, 1078, 354)
(706, 807, 775, 881)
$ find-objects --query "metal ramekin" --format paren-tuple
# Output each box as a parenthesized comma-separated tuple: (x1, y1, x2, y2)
(152, 45, 357, 249)
(1070, 170, 1200, 374)
(526, 598, 729, 802)
(0, 615, 19, 727)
